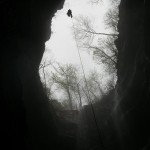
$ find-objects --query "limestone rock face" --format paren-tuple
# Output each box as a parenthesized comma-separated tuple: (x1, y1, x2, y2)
(115, 0, 150, 149)
(0, 0, 65, 149)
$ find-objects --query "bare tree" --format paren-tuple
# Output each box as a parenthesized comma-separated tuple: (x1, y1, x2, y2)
(73, 16, 118, 47)
(70, 76, 84, 110)
(91, 36, 117, 73)
(73, 16, 118, 74)
(88, 70, 104, 96)
(104, 0, 120, 32)
(39, 59, 57, 99)
(39, 61, 88, 110)
(72, 0, 120, 74)
(39, 61, 51, 88)
(89, 0, 102, 5)
(81, 70, 105, 103)
(51, 63, 79, 111)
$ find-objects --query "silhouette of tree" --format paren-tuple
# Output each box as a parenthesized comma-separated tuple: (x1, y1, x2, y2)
(39, 59, 57, 99)
(72, 0, 120, 75)
(104, 0, 120, 32)
(51, 63, 78, 111)
(73, 15, 118, 74)
(89, 0, 102, 4)
(80, 70, 105, 103)
(91, 36, 118, 73)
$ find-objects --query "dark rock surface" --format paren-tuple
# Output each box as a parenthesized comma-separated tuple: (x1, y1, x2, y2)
(0, 0, 65, 149)
(115, 0, 150, 149)
(1, 0, 150, 150)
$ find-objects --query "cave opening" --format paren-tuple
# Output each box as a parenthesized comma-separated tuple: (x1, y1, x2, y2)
(2, 0, 150, 149)
(39, 0, 120, 149)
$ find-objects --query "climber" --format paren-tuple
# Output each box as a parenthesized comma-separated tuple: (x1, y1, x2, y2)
(67, 9, 73, 18)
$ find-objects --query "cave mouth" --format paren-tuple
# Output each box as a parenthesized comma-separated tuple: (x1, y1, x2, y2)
(39, 0, 120, 149)
(2, 0, 150, 150)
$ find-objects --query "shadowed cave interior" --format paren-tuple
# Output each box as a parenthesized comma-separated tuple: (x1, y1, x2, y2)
(0, 0, 150, 150)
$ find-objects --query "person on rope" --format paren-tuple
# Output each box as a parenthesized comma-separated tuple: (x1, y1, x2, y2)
(67, 9, 73, 18)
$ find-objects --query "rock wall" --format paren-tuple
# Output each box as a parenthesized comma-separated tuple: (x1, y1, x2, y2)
(1, 0, 150, 149)
(0, 0, 65, 149)
(115, 0, 150, 149)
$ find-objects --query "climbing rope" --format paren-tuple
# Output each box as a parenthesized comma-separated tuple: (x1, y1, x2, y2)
(71, 15, 104, 149)
(66, 1, 104, 147)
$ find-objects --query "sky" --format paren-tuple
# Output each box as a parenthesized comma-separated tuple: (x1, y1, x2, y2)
(42, 0, 112, 75)
(40, 0, 118, 101)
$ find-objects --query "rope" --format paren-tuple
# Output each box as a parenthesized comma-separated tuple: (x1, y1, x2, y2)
(70, 14, 104, 149)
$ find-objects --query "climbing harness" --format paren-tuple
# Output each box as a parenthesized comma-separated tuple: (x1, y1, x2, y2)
(67, 9, 73, 18)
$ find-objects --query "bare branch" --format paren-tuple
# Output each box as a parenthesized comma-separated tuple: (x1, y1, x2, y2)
(89, 0, 102, 5)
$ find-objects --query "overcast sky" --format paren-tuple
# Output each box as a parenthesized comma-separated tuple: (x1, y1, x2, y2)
(42, 0, 113, 75)
(40, 0, 120, 102)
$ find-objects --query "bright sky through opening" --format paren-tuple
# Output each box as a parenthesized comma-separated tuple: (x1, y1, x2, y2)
(43, 0, 111, 74)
